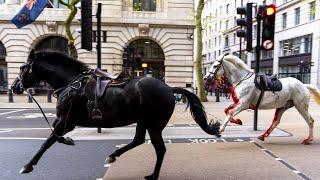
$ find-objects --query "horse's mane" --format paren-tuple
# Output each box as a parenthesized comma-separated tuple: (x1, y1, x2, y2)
(223, 55, 253, 72)
(34, 51, 88, 71)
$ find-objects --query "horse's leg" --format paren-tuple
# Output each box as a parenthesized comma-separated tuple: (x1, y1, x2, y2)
(295, 102, 314, 145)
(106, 125, 146, 163)
(258, 101, 294, 141)
(220, 104, 244, 133)
(257, 108, 286, 141)
(51, 118, 74, 145)
(225, 104, 242, 125)
(20, 120, 76, 174)
(145, 129, 166, 180)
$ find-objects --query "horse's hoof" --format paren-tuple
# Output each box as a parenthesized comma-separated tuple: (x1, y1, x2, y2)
(302, 139, 312, 145)
(235, 119, 242, 125)
(64, 137, 75, 145)
(105, 156, 116, 164)
(257, 135, 265, 141)
(19, 165, 33, 174)
(58, 137, 75, 145)
(145, 174, 158, 180)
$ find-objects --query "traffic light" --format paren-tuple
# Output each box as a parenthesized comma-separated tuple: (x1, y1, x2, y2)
(236, 3, 253, 52)
(80, 0, 92, 51)
(261, 4, 276, 51)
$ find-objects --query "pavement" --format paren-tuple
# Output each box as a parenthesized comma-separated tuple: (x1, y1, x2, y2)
(1, 94, 320, 179)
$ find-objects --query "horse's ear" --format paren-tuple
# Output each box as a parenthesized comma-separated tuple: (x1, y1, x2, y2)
(28, 49, 35, 62)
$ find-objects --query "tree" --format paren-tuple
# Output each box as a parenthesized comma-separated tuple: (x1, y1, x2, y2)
(195, 0, 207, 102)
(58, 0, 80, 58)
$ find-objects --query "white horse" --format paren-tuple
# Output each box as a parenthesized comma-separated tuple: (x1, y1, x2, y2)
(204, 55, 320, 144)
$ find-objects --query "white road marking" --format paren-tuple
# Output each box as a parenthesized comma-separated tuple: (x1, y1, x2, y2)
(293, 170, 301, 174)
(104, 164, 111, 167)
(6, 113, 56, 119)
(96, 178, 103, 180)
(0, 129, 13, 134)
(0, 109, 26, 116)
(275, 158, 282, 161)
(0, 128, 51, 130)
(0, 137, 46, 140)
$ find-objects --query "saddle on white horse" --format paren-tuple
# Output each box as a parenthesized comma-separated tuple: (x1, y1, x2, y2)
(254, 73, 282, 92)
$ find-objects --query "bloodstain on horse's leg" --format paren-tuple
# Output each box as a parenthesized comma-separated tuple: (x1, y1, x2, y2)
(226, 87, 242, 125)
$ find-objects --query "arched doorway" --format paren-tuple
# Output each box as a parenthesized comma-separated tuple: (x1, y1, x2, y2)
(35, 36, 69, 54)
(0, 41, 7, 94)
(123, 39, 165, 80)
(33, 36, 69, 94)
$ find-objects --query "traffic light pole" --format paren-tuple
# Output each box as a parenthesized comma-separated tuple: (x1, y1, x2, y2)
(254, 6, 263, 131)
(97, 3, 102, 133)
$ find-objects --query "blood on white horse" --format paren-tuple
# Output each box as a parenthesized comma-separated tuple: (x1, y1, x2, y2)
(204, 55, 320, 145)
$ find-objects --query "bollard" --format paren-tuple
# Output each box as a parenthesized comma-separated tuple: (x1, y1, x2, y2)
(47, 89, 52, 103)
(215, 89, 220, 102)
(8, 89, 13, 103)
(27, 88, 33, 103)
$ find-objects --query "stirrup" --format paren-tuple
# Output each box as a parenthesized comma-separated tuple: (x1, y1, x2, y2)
(92, 109, 102, 119)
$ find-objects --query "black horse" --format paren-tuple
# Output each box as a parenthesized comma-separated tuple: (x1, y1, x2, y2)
(12, 50, 220, 179)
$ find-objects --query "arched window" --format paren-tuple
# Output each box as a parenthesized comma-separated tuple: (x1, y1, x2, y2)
(0, 41, 7, 93)
(123, 39, 165, 80)
(133, 0, 156, 11)
(34, 37, 69, 94)
(35, 36, 68, 54)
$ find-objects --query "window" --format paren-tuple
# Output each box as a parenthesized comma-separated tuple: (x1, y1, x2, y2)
(234, 0, 237, 9)
(133, 0, 156, 11)
(309, 1, 316, 21)
(273, 0, 276, 4)
(103, 31, 107, 43)
(234, 16, 237, 26)
(214, 37, 217, 46)
(233, 33, 236, 44)
(282, 13, 287, 29)
(219, 21, 222, 30)
(219, 36, 221, 46)
(225, 36, 229, 47)
(295, 7, 300, 25)
(215, 23, 217, 31)
(226, 20, 229, 30)
(0, 0, 4, 4)
(280, 34, 313, 56)
(49, 0, 70, 8)
(226, 4, 229, 13)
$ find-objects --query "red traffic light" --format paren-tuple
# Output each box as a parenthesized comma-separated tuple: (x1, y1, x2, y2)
(266, 4, 276, 16)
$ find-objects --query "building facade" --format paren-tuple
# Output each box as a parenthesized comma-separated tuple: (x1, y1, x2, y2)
(202, 0, 320, 86)
(0, 0, 195, 93)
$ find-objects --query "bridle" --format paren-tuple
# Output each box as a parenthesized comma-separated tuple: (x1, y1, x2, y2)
(208, 55, 225, 82)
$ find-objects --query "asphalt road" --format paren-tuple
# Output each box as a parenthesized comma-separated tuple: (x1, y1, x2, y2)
(0, 109, 130, 180)
(1, 108, 307, 180)
(0, 109, 255, 180)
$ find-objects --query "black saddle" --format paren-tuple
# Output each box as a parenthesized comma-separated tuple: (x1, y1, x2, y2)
(84, 68, 127, 119)
(254, 73, 282, 92)
(84, 68, 126, 100)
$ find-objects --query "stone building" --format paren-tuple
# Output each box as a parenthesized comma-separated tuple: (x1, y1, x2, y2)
(0, 0, 195, 92)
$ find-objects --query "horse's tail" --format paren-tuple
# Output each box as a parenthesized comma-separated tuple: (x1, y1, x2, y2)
(172, 87, 220, 136)
(305, 84, 320, 105)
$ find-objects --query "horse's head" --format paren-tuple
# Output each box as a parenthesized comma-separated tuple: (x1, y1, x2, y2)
(204, 55, 225, 83)
(12, 50, 41, 94)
